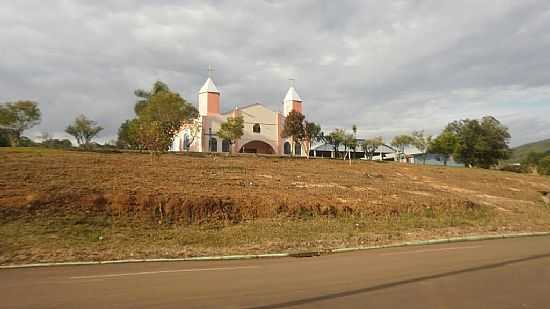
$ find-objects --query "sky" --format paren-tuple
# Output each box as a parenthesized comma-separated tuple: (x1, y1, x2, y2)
(1, 0, 549, 146)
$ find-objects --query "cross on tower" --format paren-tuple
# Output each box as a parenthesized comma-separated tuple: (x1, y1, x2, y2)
(208, 64, 215, 78)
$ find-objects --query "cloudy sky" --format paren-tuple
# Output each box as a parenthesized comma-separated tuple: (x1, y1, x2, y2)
(1, 0, 549, 146)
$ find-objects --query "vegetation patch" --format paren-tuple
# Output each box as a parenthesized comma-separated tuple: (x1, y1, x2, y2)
(1, 148, 550, 264)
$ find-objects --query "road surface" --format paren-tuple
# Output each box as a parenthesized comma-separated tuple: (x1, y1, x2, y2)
(2, 236, 550, 308)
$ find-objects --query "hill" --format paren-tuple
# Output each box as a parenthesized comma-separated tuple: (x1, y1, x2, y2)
(1, 148, 549, 265)
(510, 138, 550, 162)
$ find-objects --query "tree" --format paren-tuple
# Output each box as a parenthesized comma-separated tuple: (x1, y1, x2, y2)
(65, 115, 103, 147)
(282, 111, 305, 156)
(412, 130, 432, 165)
(303, 121, 322, 159)
(0, 101, 41, 146)
(522, 151, 550, 174)
(446, 116, 511, 168)
(217, 116, 244, 154)
(362, 136, 384, 160)
(428, 130, 459, 166)
(391, 134, 415, 162)
(343, 132, 357, 162)
(134, 90, 198, 157)
(325, 129, 346, 159)
(117, 119, 141, 149)
(538, 156, 550, 175)
(134, 81, 170, 114)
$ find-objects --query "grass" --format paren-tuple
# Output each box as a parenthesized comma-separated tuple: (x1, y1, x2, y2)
(1, 147, 550, 264)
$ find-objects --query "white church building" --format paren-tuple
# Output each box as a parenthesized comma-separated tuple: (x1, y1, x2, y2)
(171, 74, 305, 156)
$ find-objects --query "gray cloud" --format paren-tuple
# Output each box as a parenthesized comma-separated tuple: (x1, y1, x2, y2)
(1, 0, 549, 146)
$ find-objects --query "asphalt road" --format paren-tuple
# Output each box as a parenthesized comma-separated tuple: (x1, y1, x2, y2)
(2, 236, 550, 308)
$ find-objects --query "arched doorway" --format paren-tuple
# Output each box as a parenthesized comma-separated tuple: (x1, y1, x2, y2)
(239, 140, 275, 154)
(209, 138, 218, 152)
(283, 142, 291, 155)
(294, 142, 301, 156)
(222, 140, 230, 152)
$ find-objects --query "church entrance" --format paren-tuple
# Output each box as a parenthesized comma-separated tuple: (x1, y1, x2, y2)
(239, 140, 275, 154)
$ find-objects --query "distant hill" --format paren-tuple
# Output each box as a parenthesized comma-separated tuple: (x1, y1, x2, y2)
(509, 138, 550, 162)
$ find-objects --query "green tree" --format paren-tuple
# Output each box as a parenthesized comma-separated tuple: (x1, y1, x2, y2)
(135, 90, 198, 156)
(391, 134, 415, 162)
(217, 116, 244, 154)
(446, 116, 511, 168)
(0, 101, 41, 146)
(538, 156, 550, 175)
(362, 136, 384, 160)
(428, 130, 459, 166)
(325, 129, 346, 159)
(117, 119, 141, 149)
(343, 132, 357, 161)
(65, 115, 103, 147)
(303, 121, 322, 159)
(134, 81, 170, 114)
(0, 129, 10, 147)
(282, 111, 306, 156)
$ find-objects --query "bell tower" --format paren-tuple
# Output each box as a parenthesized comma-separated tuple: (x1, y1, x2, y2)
(283, 78, 303, 116)
(198, 65, 220, 116)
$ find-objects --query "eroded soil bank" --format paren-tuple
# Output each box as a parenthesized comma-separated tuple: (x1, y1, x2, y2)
(1, 148, 549, 264)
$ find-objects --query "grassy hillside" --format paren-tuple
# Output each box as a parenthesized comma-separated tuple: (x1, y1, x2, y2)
(1, 147, 549, 265)
(510, 138, 550, 162)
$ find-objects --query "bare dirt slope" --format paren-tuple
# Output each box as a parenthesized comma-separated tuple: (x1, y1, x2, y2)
(1, 148, 549, 264)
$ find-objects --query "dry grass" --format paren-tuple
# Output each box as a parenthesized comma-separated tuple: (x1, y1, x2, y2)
(1, 147, 550, 264)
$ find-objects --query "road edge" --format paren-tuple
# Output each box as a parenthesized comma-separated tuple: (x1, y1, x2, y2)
(2, 231, 549, 269)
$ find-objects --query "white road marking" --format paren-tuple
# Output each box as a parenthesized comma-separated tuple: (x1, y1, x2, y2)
(70, 265, 260, 280)
(379, 245, 482, 256)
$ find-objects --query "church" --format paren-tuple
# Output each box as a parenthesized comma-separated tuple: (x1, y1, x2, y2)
(171, 74, 305, 156)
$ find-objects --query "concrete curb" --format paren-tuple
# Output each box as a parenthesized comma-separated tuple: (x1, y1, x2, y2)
(1, 231, 549, 269)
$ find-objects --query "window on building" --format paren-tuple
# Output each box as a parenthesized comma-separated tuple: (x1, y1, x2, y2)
(284, 142, 291, 155)
(295, 143, 301, 156)
(222, 140, 230, 152)
(253, 123, 261, 133)
(209, 138, 218, 152)
(183, 133, 190, 150)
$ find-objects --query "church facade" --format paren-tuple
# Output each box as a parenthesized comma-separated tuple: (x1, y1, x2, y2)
(170, 75, 305, 156)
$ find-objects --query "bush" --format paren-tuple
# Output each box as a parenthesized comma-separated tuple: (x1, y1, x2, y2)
(42, 139, 73, 149)
(500, 164, 525, 174)
(539, 156, 550, 176)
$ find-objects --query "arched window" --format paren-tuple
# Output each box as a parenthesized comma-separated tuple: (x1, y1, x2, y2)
(295, 142, 302, 156)
(183, 133, 190, 150)
(209, 138, 218, 152)
(253, 123, 261, 133)
(283, 142, 291, 155)
(222, 140, 230, 152)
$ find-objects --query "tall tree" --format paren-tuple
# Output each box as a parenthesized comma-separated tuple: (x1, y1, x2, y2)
(391, 134, 415, 162)
(65, 115, 103, 147)
(343, 132, 357, 161)
(303, 121, 322, 159)
(446, 116, 511, 168)
(134, 81, 170, 114)
(428, 130, 458, 166)
(135, 90, 198, 157)
(282, 111, 305, 156)
(0, 101, 41, 146)
(362, 136, 384, 160)
(217, 116, 244, 154)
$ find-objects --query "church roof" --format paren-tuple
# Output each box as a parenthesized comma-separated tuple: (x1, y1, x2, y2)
(284, 86, 302, 102)
(199, 77, 220, 94)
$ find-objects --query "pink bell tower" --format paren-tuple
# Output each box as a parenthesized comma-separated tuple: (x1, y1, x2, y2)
(198, 65, 220, 116)
(283, 78, 303, 116)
